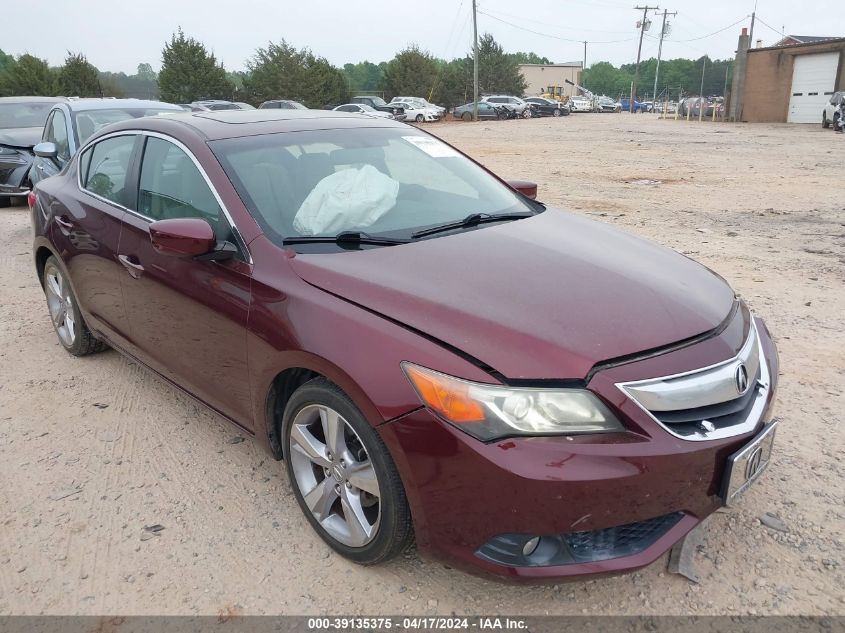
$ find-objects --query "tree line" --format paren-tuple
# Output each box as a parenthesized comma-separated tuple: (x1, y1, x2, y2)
(0, 29, 730, 109)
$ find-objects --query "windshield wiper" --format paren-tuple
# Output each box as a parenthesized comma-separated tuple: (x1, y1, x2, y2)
(283, 231, 410, 247)
(411, 212, 534, 239)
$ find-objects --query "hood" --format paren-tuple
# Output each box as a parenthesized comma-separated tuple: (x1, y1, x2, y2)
(0, 127, 43, 149)
(289, 210, 736, 380)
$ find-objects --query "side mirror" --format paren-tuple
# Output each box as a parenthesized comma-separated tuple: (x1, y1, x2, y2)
(506, 180, 538, 200)
(33, 142, 58, 159)
(149, 218, 217, 258)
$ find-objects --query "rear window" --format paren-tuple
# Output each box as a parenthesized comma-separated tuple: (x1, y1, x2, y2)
(73, 107, 180, 144)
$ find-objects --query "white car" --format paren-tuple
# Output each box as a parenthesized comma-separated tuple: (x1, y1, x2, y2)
(333, 103, 394, 119)
(569, 96, 594, 113)
(390, 96, 446, 117)
(391, 101, 440, 122)
(822, 91, 844, 129)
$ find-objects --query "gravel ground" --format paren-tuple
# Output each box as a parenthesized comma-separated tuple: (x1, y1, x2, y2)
(0, 114, 842, 616)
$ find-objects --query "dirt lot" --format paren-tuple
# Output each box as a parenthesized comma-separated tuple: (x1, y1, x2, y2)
(0, 114, 842, 616)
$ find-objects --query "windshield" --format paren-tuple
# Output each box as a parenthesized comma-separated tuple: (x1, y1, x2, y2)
(0, 103, 54, 129)
(73, 107, 180, 144)
(210, 127, 537, 247)
(368, 97, 387, 107)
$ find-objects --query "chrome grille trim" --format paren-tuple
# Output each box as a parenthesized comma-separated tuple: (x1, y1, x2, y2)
(616, 320, 770, 441)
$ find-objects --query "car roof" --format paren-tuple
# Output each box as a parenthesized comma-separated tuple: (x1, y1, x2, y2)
(0, 96, 67, 104)
(60, 98, 182, 113)
(98, 109, 405, 142)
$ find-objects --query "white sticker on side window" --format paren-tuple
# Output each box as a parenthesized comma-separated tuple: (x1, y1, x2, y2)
(402, 135, 459, 158)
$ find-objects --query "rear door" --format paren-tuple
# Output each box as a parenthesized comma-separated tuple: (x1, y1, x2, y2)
(51, 133, 138, 345)
(116, 133, 254, 426)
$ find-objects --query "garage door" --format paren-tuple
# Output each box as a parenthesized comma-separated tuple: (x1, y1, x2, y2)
(787, 52, 840, 123)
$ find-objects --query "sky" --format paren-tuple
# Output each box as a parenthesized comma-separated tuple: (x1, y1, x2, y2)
(3, 0, 840, 74)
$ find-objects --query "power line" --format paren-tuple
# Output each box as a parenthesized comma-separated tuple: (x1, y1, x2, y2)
(477, 10, 637, 44)
(479, 6, 634, 35)
(753, 15, 786, 39)
(672, 15, 750, 42)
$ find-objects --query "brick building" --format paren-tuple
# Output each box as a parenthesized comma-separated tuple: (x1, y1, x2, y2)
(730, 30, 845, 123)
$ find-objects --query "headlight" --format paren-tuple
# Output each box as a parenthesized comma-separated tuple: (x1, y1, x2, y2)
(402, 363, 624, 441)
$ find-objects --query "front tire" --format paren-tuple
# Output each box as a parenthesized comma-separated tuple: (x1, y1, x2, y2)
(283, 378, 413, 565)
(415, 114, 424, 123)
(461, 111, 472, 122)
(42, 256, 108, 356)
(822, 112, 830, 128)
(552, 108, 561, 117)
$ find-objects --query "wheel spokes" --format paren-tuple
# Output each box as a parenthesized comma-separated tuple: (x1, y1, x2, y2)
(290, 423, 331, 468)
(347, 460, 380, 498)
(340, 487, 375, 545)
(320, 407, 347, 457)
(303, 478, 338, 523)
(47, 273, 62, 300)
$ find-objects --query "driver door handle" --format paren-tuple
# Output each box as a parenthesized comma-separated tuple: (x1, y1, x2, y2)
(55, 215, 73, 230)
(118, 254, 145, 279)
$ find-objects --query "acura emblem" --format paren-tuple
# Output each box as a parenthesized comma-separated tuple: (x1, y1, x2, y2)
(735, 363, 749, 395)
(745, 446, 763, 481)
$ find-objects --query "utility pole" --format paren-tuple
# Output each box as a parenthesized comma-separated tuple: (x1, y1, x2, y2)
(583, 41, 587, 84)
(748, 0, 757, 51)
(698, 57, 706, 121)
(631, 5, 658, 113)
(472, 0, 479, 121)
(652, 9, 676, 104)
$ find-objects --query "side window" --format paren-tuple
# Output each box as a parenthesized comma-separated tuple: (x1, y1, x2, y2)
(45, 111, 71, 164)
(138, 136, 221, 225)
(81, 135, 137, 206)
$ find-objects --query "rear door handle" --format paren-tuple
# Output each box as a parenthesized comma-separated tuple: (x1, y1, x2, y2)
(55, 215, 73, 230)
(118, 254, 145, 279)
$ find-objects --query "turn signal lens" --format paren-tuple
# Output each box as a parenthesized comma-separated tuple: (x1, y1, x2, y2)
(401, 362, 624, 441)
(402, 363, 486, 423)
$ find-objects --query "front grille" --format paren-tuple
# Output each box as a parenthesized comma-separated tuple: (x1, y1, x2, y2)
(475, 512, 684, 568)
(617, 319, 770, 441)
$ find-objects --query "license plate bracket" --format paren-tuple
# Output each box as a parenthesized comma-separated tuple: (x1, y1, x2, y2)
(720, 418, 778, 505)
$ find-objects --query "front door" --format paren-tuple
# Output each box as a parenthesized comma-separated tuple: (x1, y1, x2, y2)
(117, 134, 254, 427)
(32, 108, 72, 186)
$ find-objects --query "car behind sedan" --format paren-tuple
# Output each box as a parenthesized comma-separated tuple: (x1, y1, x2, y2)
(0, 96, 64, 206)
(30, 109, 779, 582)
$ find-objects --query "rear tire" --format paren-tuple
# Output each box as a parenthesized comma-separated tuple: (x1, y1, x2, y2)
(42, 256, 108, 356)
(461, 112, 472, 122)
(283, 378, 413, 565)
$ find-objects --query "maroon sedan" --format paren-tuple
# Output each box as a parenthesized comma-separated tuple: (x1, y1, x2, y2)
(30, 110, 779, 580)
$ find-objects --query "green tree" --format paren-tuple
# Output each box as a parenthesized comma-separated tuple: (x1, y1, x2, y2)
(381, 46, 439, 100)
(158, 28, 233, 102)
(242, 40, 348, 108)
(476, 34, 527, 96)
(0, 54, 57, 96)
(342, 61, 385, 93)
(507, 52, 553, 65)
(136, 63, 157, 82)
(582, 62, 632, 98)
(432, 58, 473, 109)
(58, 52, 101, 97)
(97, 73, 125, 98)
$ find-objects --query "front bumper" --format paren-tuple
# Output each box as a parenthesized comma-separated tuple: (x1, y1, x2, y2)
(379, 317, 779, 581)
(0, 151, 34, 197)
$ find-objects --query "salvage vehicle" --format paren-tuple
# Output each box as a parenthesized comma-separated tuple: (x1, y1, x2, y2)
(350, 96, 405, 119)
(481, 95, 534, 118)
(452, 101, 505, 121)
(390, 101, 440, 123)
(29, 98, 182, 188)
(524, 97, 570, 117)
(389, 96, 446, 118)
(0, 97, 64, 207)
(822, 92, 843, 129)
(568, 96, 594, 112)
(189, 100, 241, 112)
(30, 109, 779, 581)
(333, 103, 395, 119)
(260, 100, 308, 110)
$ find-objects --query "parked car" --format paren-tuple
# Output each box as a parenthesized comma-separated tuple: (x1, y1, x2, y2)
(390, 100, 439, 123)
(260, 100, 308, 110)
(233, 102, 256, 110)
(620, 98, 647, 113)
(0, 96, 65, 207)
(597, 96, 622, 113)
(31, 108, 779, 581)
(349, 96, 405, 120)
(333, 103, 394, 119)
(452, 101, 504, 121)
(29, 98, 183, 188)
(481, 95, 534, 118)
(569, 96, 594, 112)
(188, 100, 241, 112)
(524, 97, 569, 117)
(389, 96, 446, 118)
(822, 91, 844, 128)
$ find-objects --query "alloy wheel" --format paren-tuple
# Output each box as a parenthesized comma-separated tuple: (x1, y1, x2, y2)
(288, 404, 381, 547)
(44, 263, 76, 347)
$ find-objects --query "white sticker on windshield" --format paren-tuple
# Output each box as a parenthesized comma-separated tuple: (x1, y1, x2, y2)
(402, 135, 459, 158)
